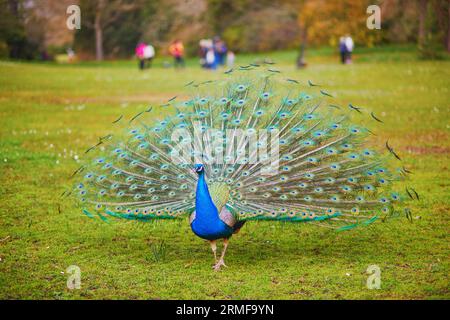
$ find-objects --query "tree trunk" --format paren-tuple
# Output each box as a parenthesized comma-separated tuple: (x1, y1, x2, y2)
(418, 0, 428, 47)
(296, 26, 308, 68)
(447, 2, 450, 52)
(94, 0, 107, 61)
(94, 10, 103, 61)
(8, 0, 19, 16)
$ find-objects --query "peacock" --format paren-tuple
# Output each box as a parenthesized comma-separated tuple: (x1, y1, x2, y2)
(68, 65, 417, 271)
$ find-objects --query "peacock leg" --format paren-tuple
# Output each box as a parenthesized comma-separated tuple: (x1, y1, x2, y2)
(213, 238, 229, 271)
(209, 240, 217, 265)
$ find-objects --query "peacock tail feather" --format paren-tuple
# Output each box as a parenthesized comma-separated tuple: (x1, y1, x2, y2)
(69, 66, 415, 230)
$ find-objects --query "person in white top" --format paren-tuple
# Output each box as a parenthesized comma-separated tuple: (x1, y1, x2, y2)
(143, 44, 155, 68)
(344, 35, 354, 64)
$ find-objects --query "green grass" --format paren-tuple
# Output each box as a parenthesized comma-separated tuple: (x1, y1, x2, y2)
(0, 46, 449, 299)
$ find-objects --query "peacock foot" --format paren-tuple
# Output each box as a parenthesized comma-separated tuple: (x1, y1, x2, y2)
(212, 259, 227, 271)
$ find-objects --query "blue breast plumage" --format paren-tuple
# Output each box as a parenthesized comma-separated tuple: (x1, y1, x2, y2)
(190, 165, 234, 240)
(191, 217, 233, 240)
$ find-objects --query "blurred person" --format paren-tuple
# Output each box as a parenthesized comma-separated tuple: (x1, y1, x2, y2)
(169, 40, 185, 68)
(199, 39, 208, 68)
(143, 44, 155, 68)
(344, 35, 354, 64)
(226, 51, 235, 68)
(213, 36, 227, 66)
(135, 42, 146, 70)
(199, 39, 217, 69)
(339, 37, 347, 64)
(40, 50, 51, 61)
(206, 45, 216, 69)
(67, 47, 75, 63)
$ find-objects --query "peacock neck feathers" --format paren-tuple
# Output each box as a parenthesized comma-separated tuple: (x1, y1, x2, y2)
(195, 171, 217, 221)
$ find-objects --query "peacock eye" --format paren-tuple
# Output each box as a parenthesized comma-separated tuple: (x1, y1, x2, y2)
(236, 84, 246, 92)
(236, 99, 245, 107)
(261, 92, 270, 100)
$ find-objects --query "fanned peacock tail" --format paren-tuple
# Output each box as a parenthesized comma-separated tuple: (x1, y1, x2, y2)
(69, 65, 416, 231)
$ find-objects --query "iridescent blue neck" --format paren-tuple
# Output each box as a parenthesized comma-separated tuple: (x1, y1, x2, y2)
(195, 171, 218, 220)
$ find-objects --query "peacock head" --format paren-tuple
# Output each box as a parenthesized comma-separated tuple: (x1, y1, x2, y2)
(194, 164, 204, 174)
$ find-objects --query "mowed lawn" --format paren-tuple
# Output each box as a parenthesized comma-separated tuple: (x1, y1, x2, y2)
(0, 47, 449, 299)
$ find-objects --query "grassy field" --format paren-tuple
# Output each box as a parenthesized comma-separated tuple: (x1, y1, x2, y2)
(0, 46, 449, 299)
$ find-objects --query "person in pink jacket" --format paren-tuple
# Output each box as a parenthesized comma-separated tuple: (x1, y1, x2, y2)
(135, 42, 146, 70)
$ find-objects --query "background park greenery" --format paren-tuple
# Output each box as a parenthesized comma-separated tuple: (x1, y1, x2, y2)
(1, 0, 449, 60)
(0, 46, 449, 299)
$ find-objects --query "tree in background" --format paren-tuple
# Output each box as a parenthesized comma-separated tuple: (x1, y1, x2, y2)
(208, 0, 300, 53)
(23, 0, 78, 59)
(294, 0, 382, 67)
(416, 0, 449, 58)
(426, 0, 450, 55)
(0, 0, 32, 59)
(446, 1, 450, 51)
(377, 0, 449, 56)
(432, 0, 450, 52)
(76, 0, 145, 60)
(294, 0, 448, 62)
(0, 0, 80, 60)
(141, 0, 208, 56)
(297, 0, 382, 48)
